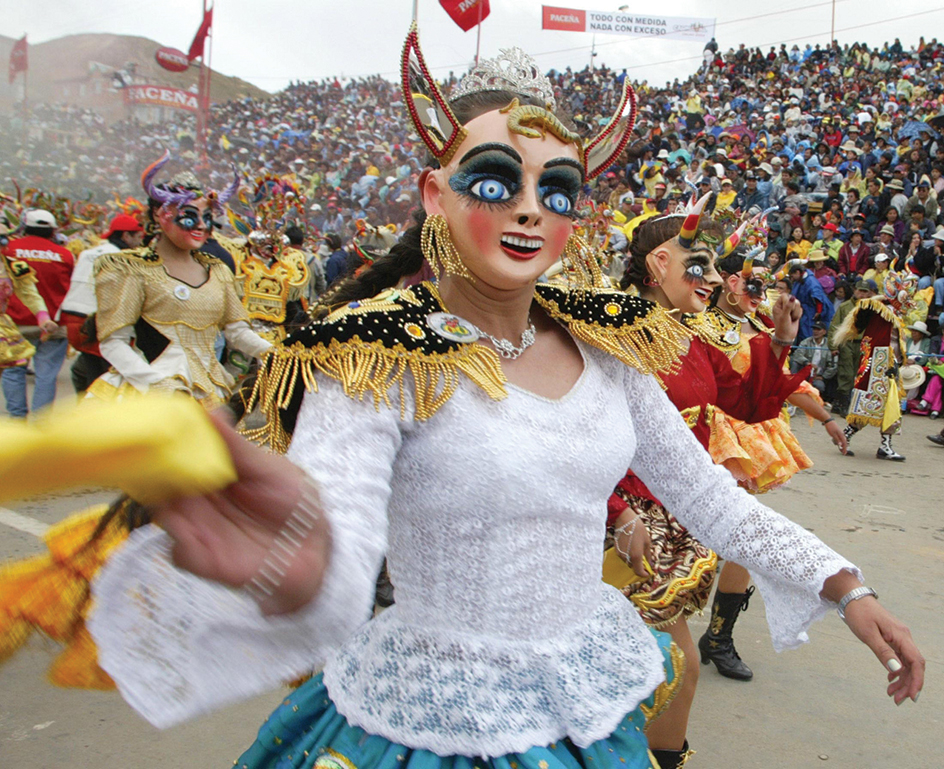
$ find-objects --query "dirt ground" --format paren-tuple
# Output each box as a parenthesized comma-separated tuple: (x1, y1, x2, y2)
(0, 367, 940, 768)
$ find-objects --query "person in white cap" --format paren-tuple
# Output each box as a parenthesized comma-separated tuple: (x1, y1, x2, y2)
(1, 209, 73, 417)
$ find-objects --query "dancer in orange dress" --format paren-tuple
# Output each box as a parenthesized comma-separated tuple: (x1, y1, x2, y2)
(607, 196, 810, 765)
(691, 246, 847, 684)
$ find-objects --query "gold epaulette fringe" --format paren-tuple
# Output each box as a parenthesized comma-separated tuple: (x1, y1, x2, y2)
(91, 248, 161, 280)
(244, 337, 508, 453)
(536, 295, 690, 388)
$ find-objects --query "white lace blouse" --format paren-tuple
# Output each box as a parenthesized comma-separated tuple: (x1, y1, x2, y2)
(88, 341, 859, 756)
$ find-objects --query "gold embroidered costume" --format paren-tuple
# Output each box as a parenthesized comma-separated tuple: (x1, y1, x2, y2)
(88, 247, 270, 408)
(233, 244, 310, 342)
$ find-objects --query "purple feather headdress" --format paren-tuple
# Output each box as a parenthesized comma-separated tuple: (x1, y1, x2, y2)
(140, 151, 240, 212)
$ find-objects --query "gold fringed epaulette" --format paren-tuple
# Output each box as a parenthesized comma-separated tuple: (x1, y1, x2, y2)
(534, 284, 690, 388)
(242, 282, 508, 452)
(91, 246, 162, 280)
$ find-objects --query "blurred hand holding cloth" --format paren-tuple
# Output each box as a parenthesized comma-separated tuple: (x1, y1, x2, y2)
(0, 395, 235, 505)
(0, 396, 236, 686)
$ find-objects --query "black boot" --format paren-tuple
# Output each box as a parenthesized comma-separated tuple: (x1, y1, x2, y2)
(876, 433, 905, 461)
(650, 741, 695, 768)
(842, 423, 859, 456)
(698, 588, 754, 681)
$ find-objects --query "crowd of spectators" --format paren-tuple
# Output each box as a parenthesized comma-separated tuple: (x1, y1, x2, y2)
(4, 33, 944, 428)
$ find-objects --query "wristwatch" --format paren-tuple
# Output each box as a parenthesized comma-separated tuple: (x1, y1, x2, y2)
(837, 586, 878, 620)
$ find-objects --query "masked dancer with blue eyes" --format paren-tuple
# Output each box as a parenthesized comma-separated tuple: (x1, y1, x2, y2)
(16, 29, 919, 769)
(605, 201, 839, 765)
(86, 153, 271, 407)
(676, 247, 848, 693)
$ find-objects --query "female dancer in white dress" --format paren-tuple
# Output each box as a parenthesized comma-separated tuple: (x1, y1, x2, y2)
(83, 29, 922, 769)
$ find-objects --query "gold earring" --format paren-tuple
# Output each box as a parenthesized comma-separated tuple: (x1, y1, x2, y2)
(561, 233, 604, 289)
(725, 291, 740, 306)
(421, 214, 473, 281)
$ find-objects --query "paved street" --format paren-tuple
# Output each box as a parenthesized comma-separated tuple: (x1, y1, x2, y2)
(0, 368, 940, 767)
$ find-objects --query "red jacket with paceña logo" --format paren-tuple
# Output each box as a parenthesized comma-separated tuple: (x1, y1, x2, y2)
(3, 235, 75, 324)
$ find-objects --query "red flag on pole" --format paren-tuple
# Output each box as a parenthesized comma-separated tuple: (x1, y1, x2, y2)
(8, 35, 27, 85)
(187, 7, 213, 61)
(439, 0, 490, 32)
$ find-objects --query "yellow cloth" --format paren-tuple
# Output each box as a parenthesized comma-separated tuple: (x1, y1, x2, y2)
(883, 378, 901, 432)
(0, 395, 236, 505)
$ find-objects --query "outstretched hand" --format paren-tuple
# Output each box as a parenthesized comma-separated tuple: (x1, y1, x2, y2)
(842, 597, 925, 705)
(151, 411, 331, 615)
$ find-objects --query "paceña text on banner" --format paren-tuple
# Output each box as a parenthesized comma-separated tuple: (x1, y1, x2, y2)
(542, 6, 715, 41)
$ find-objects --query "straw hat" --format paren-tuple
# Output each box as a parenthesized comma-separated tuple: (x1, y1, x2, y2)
(899, 364, 926, 390)
(807, 249, 829, 262)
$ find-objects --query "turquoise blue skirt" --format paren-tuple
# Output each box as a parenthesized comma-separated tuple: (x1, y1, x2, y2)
(235, 632, 680, 769)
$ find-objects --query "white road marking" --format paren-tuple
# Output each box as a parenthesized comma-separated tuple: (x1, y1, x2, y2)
(0, 507, 48, 537)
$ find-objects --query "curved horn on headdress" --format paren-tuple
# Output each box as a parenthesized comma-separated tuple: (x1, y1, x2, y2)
(401, 24, 467, 165)
(585, 81, 637, 180)
(757, 206, 779, 224)
(718, 221, 749, 257)
(139, 151, 198, 208)
(677, 193, 711, 249)
(741, 246, 764, 277)
(141, 150, 172, 199)
(216, 165, 241, 208)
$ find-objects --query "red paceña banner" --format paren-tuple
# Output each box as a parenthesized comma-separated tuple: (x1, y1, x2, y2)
(124, 85, 199, 112)
(439, 0, 491, 32)
(8, 35, 27, 85)
(542, 6, 586, 32)
(155, 47, 190, 73)
(188, 7, 213, 61)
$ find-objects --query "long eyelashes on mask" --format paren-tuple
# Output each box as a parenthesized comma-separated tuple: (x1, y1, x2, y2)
(449, 152, 522, 208)
(683, 257, 710, 284)
(538, 169, 581, 217)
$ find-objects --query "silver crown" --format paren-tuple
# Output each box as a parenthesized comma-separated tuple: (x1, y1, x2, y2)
(450, 47, 557, 110)
(168, 170, 204, 191)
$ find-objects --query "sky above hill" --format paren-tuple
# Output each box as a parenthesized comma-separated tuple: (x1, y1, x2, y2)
(6, 0, 943, 93)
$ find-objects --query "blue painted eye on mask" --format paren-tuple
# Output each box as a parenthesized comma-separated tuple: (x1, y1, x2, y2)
(449, 149, 522, 205)
(538, 165, 581, 217)
(471, 178, 512, 202)
(543, 191, 573, 215)
(175, 208, 214, 231)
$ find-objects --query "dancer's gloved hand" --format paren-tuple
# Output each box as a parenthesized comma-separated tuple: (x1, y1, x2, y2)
(823, 572, 925, 705)
(612, 508, 655, 579)
(151, 411, 332, 616)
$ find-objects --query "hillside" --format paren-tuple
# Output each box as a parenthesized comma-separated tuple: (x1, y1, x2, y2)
(0, 32, 269, 115)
